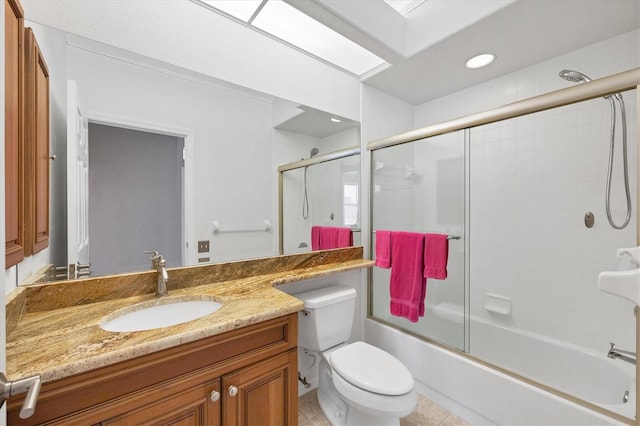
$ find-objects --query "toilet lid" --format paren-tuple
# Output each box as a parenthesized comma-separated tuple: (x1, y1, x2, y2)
(330, 341, 414, 396)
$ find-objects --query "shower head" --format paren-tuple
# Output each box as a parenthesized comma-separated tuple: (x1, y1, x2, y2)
(559, 69, 592, 83)
(310, 148, 319, 157)
(559, 69, 623, 101)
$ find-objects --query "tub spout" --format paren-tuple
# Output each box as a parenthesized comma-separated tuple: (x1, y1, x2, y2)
(607, 342, 636, 364)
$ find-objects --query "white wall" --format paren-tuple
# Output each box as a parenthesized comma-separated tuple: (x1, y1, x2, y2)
(67, 45, 278, 264)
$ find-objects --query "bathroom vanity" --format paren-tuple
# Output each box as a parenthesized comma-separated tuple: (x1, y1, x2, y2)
(5, 247, 373, 425)
(9, 315, 297, 425)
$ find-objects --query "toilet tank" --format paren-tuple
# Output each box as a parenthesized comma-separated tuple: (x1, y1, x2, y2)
(294, 284, 356, 352)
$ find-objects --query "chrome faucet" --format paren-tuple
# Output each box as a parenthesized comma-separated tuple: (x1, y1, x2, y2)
(145, 251, 168, 297)
(607, 342, 636, 364)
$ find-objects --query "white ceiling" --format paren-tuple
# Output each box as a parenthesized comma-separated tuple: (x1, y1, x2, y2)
(291, 0, 640, 105)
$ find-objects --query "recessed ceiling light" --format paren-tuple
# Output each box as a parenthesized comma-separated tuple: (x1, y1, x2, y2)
(330, 117, 342, 123)
(465, 53, 496, 69)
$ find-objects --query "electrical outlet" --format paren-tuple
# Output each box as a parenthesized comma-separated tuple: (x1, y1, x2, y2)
(198, 240, 210, 253)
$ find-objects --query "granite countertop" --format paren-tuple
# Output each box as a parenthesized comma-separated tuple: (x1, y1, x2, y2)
(6, 247, 373, 383)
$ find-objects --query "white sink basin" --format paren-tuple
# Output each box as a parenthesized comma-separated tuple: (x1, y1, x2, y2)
(100, 297, 223, 332)
(598, 246, 640, 306)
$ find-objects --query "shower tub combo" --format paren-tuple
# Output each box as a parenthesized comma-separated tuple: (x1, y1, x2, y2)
(368, 68, 639, 424)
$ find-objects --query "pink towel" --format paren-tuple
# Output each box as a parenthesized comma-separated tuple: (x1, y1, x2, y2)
(336, 227, 353, 248)
(320, 227, 337, 249)
(312, 226, 353, 250)
(375, 230, 392, 268)
(389, 232, 426, 323)
(311, 226, 321, 251)
(424, 233, 448, 279)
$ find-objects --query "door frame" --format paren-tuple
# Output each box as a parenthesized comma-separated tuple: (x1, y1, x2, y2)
(86, 112, 195, 267)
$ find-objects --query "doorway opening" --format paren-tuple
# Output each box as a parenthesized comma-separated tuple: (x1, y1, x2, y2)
(88, 123, 184, 276)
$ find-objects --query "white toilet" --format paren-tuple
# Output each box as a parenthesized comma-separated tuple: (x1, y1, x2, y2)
(295, 284, 417, 426)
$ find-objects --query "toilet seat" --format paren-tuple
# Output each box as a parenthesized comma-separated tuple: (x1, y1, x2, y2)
(330, 341, 414, 395)
(330, 360, 417, 419)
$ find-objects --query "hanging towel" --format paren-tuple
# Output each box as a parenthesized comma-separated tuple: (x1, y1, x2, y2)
(424, 233, 449, 279)
(312, 226, 353, 250)
(389, 232, 426, 323)
(336, 227, 353, 248)
(375, 230, 392, 268)
(320, 227, 338, 249)
(311, 226, 321, 251)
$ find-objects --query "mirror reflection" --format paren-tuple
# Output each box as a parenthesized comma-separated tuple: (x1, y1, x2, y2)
(279, 147, 361, 255)
(15, 21, 361, 283)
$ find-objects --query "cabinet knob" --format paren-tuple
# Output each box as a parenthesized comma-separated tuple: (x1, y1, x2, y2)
(228, 386, 238, 397)
(210, 390, 220, 402)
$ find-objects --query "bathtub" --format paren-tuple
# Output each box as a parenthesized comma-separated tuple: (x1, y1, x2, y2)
(368, 303, 635, 424)
(469, 313, 635, 419)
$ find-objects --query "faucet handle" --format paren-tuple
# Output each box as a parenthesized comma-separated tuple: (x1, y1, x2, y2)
(144, 251, 165, 268)
(144, 250, 159, 259)
(145, 250, 164, 269)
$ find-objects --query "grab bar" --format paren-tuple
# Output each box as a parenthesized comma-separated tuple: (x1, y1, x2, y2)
(212, 220, 271, 234)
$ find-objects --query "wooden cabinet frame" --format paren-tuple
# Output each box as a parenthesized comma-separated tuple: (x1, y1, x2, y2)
(5, 0, 26, 268)
(24, 27, 50, 255)
(5, 0, 50, 269)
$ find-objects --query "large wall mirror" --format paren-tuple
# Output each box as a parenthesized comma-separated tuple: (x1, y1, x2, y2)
(15, 17, 361, 283)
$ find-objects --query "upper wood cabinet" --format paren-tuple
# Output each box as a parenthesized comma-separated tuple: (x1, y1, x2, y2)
(5, 0, 26, 268)
(5, 0, 50, 268)
(24, 27, 50, 255)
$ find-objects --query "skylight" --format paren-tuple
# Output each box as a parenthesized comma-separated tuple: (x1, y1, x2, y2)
(200, 0, 386, 76)
(383, 0, 428, 16)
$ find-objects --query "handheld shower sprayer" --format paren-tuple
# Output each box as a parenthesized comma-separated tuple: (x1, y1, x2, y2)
(302, 148, 319, 219)
(559, 69, 591, 83)
(558, 70, 631, 229)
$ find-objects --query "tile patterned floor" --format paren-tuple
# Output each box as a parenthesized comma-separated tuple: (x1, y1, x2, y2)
(298, 389, 472, 426)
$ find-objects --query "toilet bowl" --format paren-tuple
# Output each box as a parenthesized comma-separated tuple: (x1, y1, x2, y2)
(294, 284, 417, 425)
(319, 342, 417, 426)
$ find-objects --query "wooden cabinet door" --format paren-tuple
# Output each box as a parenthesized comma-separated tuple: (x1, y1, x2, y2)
(5, 0, 25, 268)
(222, 350, 298, 426)
(24, 27, 49, 255)
(99, 378, 221, 426)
